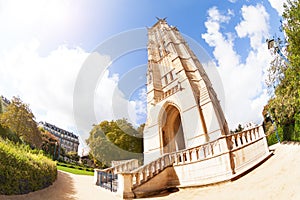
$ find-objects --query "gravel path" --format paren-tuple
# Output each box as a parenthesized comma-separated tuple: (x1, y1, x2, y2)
(1, 143, 299, 200)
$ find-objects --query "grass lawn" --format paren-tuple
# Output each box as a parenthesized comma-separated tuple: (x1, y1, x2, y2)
(57, 165, 94, 176)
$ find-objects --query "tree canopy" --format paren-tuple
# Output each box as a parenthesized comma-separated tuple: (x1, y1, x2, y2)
(0, 97, 42, 147)
(39, 127, 60, 158)
(266, 0, 300, 142)
(86, 119, 143, 167)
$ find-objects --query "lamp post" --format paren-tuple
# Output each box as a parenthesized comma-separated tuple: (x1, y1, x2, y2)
(53, 141, 57, 160)
(267, 111, 280, 143)
(57, 138, 62, 160)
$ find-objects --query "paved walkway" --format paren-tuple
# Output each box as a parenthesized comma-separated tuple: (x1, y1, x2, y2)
(1, 143, 300, 200)
(0, 170, 118, 200)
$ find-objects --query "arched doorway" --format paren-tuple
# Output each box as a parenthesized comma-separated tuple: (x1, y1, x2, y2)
(161, 105, 185, 154)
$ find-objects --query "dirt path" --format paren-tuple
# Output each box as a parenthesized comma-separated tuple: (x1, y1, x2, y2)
(1, 143, 299, 200)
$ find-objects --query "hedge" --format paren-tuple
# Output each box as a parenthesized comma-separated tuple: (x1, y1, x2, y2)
(57, 162, 94, 172)
(0, 139, 57, 195)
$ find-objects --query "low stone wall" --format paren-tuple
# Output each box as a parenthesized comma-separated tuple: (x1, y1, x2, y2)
(229, 126, 270, 175)
(110, 126, 271, 199)
(173, 126, 271, 188)
(173, 151, 232, 187)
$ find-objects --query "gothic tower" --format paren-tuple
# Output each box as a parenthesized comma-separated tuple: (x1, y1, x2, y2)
(143, 19, 229, 164)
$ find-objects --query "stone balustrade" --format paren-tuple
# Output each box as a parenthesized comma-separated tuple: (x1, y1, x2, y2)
(116, 125, 269, 198)
(228, 126, 263, 150)
(124, 125, 265, 189)
(155, 84, 180, 103)
(171, 139, 221, 165)
(94, 159, 139, 186)
(130, 154, 173, 188)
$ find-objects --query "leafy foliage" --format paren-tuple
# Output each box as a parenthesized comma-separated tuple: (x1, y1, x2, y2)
(40, 128, 60, 159)
(230, 124, 244, 133)
(0, 124, 22, 144)
(57, 162, 94, 175)
(86, 119, 143, 167)
(0, 139, 57, 195)
(265, 0, 300, 142)
(262, 105, 283, 145)
(56, 165, 93, 176)
(0, 97, 42, 148)
(66, 151, 80, 161)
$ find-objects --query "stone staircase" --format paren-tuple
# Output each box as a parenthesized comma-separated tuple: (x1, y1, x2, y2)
(94, 125, 271, 199)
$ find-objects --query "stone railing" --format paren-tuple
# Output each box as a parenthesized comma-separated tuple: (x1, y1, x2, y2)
(94, 159, 139, 186)
(155, 84, 180, 103)
(126, 125, 266, 189)
(130, 154, 174, 188)
(118, 125, 268, 198)
(170, 139, 224, 166)
(121, 139, 224, 191)
(228, 126, 264, 150)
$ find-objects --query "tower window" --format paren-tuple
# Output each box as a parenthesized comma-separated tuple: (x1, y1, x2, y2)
(169, 71, 174, 81)
(164, 76, 168, 85)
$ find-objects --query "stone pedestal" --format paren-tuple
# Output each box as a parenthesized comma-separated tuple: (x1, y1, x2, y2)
(117, 173, 135, 199)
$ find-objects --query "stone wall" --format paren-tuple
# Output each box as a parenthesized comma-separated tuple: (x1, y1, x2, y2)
(115, 125, 271, 199)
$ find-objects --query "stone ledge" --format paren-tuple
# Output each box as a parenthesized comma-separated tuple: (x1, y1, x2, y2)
(231, 151, 273, 181)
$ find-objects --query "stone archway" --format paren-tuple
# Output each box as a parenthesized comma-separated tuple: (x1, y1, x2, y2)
(161, 105, 186, 154)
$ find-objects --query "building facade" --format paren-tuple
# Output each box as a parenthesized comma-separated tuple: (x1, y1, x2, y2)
(94, 19, 271, 199)
(39, 121, 79, 153)
(143, 18, 229, 163)
(0, 95, 10, 112)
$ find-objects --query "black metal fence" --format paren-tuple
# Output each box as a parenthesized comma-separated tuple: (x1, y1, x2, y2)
(96, 171, 118, 192)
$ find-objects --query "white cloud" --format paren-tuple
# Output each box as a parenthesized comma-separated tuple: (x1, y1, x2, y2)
(0, 39, 127, 153)
(235, 4, 269, 49)
(0, 39, 88, 130)
(94, 73, 147, 128)
(202, 7, 240, 69)
(202, 4, 272, 129)
(94, 70, 119, 123)
(0, 39, 146, 153)
(268, 0, 287, 16)
(0, 0, 73, 51)
(228, 0, 238, 3)
(129, 88, 147, 125)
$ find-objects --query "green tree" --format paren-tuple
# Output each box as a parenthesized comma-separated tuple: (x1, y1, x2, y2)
(66, 151, 80, 162)
(266, 0, 300, 141)
(0, 97, 42, 147)
(39, 127, 59, 158)
(86, 119, 143, 167)
(0, 99, 2, 113)
(230, 124, 244, 134)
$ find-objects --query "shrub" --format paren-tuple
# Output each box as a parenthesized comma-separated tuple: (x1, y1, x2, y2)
(0, 139, 57, 195)
(267, 126, 283, 146)
(57, 162, 94, 172)
(0, 124, 21, 144)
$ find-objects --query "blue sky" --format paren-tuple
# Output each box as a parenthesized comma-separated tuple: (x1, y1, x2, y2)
(0, 0, 286, 154)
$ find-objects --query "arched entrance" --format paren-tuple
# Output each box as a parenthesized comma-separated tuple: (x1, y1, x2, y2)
(161, 105, 185, 154)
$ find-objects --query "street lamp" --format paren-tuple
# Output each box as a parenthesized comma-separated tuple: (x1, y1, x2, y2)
(266, 38, 289, 65)
(57, 138, 62, 161)
(53, 141, 57, 160)
(267, 111, 280, 143)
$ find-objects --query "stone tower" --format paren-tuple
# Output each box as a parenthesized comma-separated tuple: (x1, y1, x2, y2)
(143, 19, 229, 163)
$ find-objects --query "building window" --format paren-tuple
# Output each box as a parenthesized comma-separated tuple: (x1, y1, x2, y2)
(169, 71, 173, 81)
(164, 76, 168, 85)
